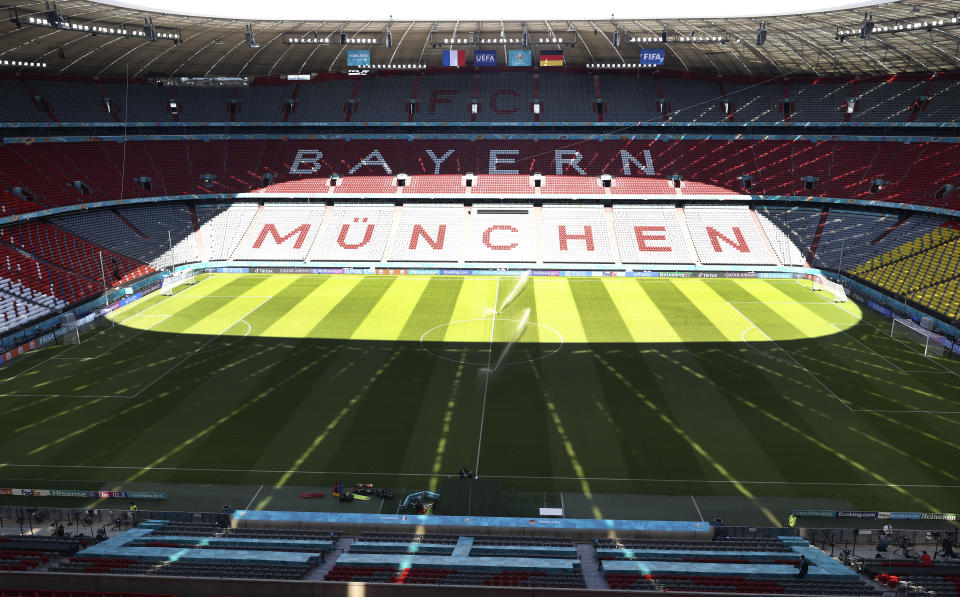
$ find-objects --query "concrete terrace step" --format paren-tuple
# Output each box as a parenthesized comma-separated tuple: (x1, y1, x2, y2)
(578, 542, 607, 590)
(305, 537, 351, 580)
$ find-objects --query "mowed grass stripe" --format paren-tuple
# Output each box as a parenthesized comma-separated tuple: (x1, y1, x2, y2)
(441, 277, 499, 343)
(565, 279, 702, 480)
(497, 275, 540, 344)
(687, 337, 955, 505)
(259, 276, 351, 338)
(398, 277, 467, 341)
(674, 280, 751, 342)
(533, 279, 589, 343)
(84, 340, 308, 482)
(480, 278, 561, 482)
(352, 277, 431, 340)
(168, 339, 376, 481)
(617, 280, 791, 488)
(239, 276, 337, 336)
(7, 315, 294, 467)
(321, 278, 470, 475)
(313, 277, 398, 339)
(3, 274, 959, 516)
(241, 344, 402, 479)
(722, 282, 955, 413)
(4, 285, 261, 398)
(604, 279, 681, 343)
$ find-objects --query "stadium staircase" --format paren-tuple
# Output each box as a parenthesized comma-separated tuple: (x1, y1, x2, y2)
(230, 204, 265, 261)
(604, 206, 622, 266)
(306, 205, 336, 262)
(806, 209, 829, 264)
(750, 208, 783, 267)
(187, 204, 208, 262)
(459, 206, 471, 264)
(534, 205, 544, 265)
(675, 208, 702, 265)
(381, 205, 404, 263)
(111, 209, 149, 241)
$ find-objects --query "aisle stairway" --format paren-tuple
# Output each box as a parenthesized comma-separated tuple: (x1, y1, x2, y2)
(577, 542, 607, 590)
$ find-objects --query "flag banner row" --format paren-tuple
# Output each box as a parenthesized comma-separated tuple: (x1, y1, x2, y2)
(439, 49, 558, 67)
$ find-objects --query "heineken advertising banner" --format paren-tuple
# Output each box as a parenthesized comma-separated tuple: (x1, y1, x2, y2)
(793, 509, 957, 521)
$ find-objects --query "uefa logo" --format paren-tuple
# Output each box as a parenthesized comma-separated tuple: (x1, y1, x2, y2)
(474, 50, 497, 66)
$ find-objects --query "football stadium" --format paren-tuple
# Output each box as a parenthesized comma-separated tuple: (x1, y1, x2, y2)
(0, 0, 958, 594)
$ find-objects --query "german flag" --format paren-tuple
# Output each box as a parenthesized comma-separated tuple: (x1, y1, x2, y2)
(539, 50, 564, 66)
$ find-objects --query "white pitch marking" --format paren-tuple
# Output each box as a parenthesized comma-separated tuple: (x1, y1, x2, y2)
(1, 463, 959, 489)
(809, 290, 960, 381)
(0, 394, 131, 399)
(828, 321, 906, 372)
(726, 301, 853, 411)
(691, 495, 705, 521)
(110, 273, 215, 324)
(419, 318, 564, 366)
(79, 315, 173, 361)
(130, 296, 273, 398)
(475, 277, 500, 476)
(245, 484, 265, 511)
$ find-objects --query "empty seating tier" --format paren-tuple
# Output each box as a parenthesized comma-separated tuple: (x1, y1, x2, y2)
(325, 565, 587, 587)
(3, 139, 960, 211)
(232, 204, 325, 261)
(684, 206, 777, 265)
(312, 205, 394, 261)
(468, 205, 537, 263)
(3, 76, 958, 125)
(388, 206, 464, 262)
(541, 206, 614, 263)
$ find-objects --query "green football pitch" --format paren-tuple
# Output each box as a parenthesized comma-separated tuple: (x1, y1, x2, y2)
(0, 273, 958, 526)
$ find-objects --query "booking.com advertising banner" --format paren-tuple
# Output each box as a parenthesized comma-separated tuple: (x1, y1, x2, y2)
(508, 50, 532, 66)
(640, 49, 666, 65)
(346, 50, 371, 66)
(474, 50, 497, 66)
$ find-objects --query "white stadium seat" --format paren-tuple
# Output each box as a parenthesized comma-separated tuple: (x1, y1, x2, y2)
(197, 204, 258, 261)
(684, 206, 777, 265)
(312, 205, 394, 261)
(614, 206, 695, 264)
(233, 204, 325, 261)
(468, 205, 537, 263)
(541, 206, 613, 263)
(389, 206, 464, 262)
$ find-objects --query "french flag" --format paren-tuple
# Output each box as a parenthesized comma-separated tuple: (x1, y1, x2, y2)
(443, 49, 465, 67)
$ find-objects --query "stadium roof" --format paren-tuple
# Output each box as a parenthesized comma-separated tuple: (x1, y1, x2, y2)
(1, 0, 957, 78)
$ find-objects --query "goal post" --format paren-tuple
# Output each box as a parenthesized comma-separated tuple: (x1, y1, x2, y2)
(159, 271, 196, 296)
(810, 275, 848, 302)
(59, 313, 80, 345)
(890, 318, 946, 358)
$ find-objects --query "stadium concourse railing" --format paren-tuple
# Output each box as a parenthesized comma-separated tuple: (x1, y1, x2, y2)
(0, 506, 950, 597)
(0, 194, 958, 228)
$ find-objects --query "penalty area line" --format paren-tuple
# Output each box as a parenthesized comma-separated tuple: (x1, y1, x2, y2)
(130, 296, 273, 398)
(725, 301, 853, 411)
(809, 290, 960, 381)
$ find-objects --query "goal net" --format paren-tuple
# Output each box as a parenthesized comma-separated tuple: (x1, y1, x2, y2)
(811, 275, 848, 302)
(59, 313, 80, 345)
(159, 272, 196, 296)
(891, 318, 947, 358)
